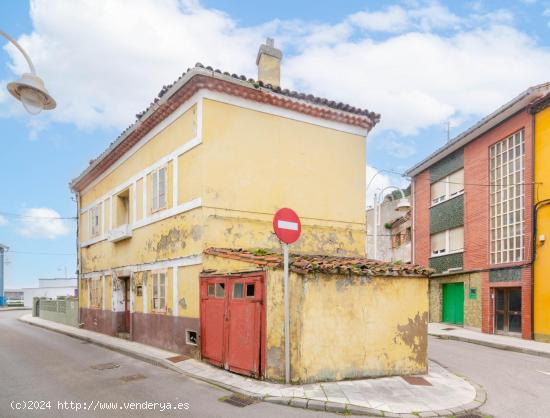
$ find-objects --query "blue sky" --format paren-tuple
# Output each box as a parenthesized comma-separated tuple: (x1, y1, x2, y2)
(1, 0, 550, 287)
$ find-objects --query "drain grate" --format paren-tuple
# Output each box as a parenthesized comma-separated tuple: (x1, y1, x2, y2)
(91, 363, 120, 370)
(442, 327, 456, 331)
(167, 354, 189, 363)
(120, 374, 147, 382)
(402, 376, 432, 386)
(457, 415, 483, 418)
(220, 394, 260, 407)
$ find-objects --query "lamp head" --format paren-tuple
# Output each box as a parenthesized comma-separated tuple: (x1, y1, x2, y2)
(7, 72, 56, 115)
(395, 197, 411, 212)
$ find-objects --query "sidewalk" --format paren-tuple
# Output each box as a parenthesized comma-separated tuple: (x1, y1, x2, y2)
(18, 313, 485, 417)
(429, 322, 550, 358)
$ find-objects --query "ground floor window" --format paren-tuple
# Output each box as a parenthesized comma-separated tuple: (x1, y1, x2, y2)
(152, 271, 166, 311)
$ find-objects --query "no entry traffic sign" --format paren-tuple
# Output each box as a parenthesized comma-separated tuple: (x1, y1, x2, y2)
(273, 208, 301, 244)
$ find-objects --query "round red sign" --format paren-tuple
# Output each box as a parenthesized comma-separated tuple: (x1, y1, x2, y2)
(273, 208, 302, 244)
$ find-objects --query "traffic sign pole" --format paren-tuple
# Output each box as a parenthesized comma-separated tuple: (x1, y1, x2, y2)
(283, 243, 290, 384)
(272, 208, 301, 385)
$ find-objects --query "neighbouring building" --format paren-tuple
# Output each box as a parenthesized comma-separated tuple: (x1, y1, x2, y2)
(4, 289, 23, 306)
(407, 82, 550, 340)
(366, 188, 412, 263)
(21, 278, 77, 307)
(532, 94, 550, 343)
(69, 39, 433, 382)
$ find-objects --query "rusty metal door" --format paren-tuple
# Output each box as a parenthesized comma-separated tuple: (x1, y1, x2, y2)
(200, 274, 264, 377)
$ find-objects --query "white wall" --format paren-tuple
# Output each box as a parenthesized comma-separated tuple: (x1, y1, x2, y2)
(23, 287, 77, 308)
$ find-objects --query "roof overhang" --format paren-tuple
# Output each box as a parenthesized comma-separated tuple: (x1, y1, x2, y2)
(70, 66, 379, 193)
(406, 83, 550, 178)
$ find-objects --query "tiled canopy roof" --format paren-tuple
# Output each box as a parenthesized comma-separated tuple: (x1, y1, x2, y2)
(70, 63, 380, 192)
(204, 248, 433, 277)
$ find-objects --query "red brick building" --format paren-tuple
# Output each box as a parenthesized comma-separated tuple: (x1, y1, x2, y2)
(406, 83, 550, 339)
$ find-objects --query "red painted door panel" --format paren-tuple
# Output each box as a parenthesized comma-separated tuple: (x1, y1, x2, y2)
(200, 279, 227, 366)
(200, 274, 264, 377)
(226, 280, 262, 376)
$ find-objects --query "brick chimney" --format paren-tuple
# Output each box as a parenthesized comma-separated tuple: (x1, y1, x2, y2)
(256, 38, 282, 88)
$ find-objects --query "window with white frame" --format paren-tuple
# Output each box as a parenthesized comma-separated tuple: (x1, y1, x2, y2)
(430, 168, 464, 206)
(89, 205, 101, 238)
(489, 130, 525, 264)
(151, 166, 167, 212)
(152, 271, 166, 311)
(431, 226, 464, 256)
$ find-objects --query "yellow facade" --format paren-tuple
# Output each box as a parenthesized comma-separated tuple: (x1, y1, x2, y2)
(534, 106, 550, 342)
(75, 89, 368, 356)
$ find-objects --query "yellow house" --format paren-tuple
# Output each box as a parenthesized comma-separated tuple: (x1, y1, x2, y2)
(533, 95, 550, 342)
(70, 39, 380, 358)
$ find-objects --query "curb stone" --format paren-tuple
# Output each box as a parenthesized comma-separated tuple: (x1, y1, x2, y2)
(430, 333, 550, 360)
(19, 315, 488, 417)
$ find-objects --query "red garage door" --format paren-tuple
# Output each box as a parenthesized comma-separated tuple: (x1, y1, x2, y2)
(200, 273, 264, 377)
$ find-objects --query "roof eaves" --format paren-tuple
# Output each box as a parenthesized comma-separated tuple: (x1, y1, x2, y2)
(405, 82, 550, 177)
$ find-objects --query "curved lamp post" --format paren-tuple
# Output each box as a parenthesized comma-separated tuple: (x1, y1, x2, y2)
(0, 29, 56, 114)
(372, 186, 411, 260)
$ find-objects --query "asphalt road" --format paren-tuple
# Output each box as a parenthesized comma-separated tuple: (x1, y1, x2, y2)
(3, 310, 550, 418)
(429, 336, 550, 418)
(0, 310, 327, 418)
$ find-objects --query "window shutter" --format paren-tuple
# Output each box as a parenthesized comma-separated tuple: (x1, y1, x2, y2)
(431, 231, 446, 254)
(449, 169, 464, 196)
(449, 227, 464, 252)
(430, 180, 446, 204)
(159, 168, 166, 208)
(152, 171, 158, 211)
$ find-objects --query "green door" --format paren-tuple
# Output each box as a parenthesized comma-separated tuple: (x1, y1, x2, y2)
(442, 283, 464, 325)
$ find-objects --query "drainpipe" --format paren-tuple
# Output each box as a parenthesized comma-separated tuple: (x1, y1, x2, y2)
(411, 179, 416, 265)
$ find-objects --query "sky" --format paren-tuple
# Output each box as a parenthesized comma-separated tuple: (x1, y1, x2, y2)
(1, 0, 550, 287)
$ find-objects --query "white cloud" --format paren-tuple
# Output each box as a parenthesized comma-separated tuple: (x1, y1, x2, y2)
(2, 0, 550, 140)
(0, 214, 7, 226)
(18, 208, 70, 239)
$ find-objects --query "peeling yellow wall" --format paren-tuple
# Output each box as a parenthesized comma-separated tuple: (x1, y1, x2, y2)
(177, 264, 202, 318)
(81, 209, 204, 273)
(265, 271, 429, 383)
(201, 98, 366, 256)
(534, 106, 550, 342)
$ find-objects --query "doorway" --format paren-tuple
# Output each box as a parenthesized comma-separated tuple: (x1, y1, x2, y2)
(118, 277, 130, 334)
(200, 273, 264, 377)
(442, 282, 464, 325)
(495, 287, 522, 335)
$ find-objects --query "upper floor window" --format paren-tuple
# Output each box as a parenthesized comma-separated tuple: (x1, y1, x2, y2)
(90, 205, 101, 238)
(152, 166, 167, 212)
(489, 130, 525, 264)
(430, 169, 464, 206)
(152, 271, 166, 311)
(431, 226, 464, 257)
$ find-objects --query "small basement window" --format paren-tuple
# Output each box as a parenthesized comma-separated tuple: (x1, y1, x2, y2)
(186, 330, 198, 345)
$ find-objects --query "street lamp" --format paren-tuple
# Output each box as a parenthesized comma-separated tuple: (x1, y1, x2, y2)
(372, 186, 411, 260)
(1, 29, 56, 114)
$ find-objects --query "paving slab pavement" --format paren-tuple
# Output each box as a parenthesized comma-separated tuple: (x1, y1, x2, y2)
(19, 314, 485, 416)
(429, 322, 550, 358)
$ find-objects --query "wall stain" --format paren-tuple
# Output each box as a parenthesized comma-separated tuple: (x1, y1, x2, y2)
(394, 312, 428, 365)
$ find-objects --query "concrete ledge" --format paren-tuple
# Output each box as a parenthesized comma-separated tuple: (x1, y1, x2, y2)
(0, 307, 31, 311)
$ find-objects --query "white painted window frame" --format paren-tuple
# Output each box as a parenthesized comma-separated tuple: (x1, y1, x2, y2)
(152, 269, 167, 312)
